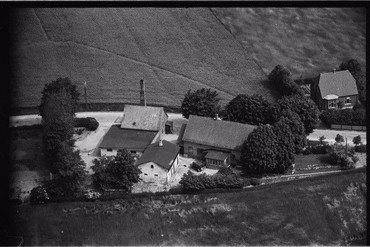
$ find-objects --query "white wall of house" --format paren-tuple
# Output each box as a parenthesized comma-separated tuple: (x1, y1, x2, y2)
(166, 154, 179, 182)
(138, 162, 168, 183)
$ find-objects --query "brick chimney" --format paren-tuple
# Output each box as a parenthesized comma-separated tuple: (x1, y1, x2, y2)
(140, 79, 146, 106)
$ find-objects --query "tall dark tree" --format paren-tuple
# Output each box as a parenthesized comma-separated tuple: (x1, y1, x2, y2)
(277, 110, 306, 154)
(339, 59, 366, 106)
(268, 65, 304, 96)
(181, 88, 220, 119)
(42, 90, 75, 164)
(224, 94, 273, 125)
(92, 150, 141, 192)
(39, 77, 80, 118)
(277, 95, 319, 135)
(272, 119, 295, 173)
(240, 125, 278, 175)
(51, 143, 87, 194)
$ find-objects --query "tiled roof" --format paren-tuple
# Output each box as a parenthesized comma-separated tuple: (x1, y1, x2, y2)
(120, 105, 168, 131)
(318, 70, 358, 99)
(205, 150, 229, 161)
(136, 140, 180, 170)
(181, 115, 257, 151)
(99, 124, 157, 150)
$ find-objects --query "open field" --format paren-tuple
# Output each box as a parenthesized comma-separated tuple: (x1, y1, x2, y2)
(11, 168, 366, 245)
(213, 8, 366, 79)
(10, 8, 279, 111)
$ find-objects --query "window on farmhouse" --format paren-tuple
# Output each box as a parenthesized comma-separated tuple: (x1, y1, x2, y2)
(345, 97, 351, 104)
(107, 148, 112, 152)
(151, 165, 154, 169)
(329, 101, 336, 108)
(155, 174, 158, 176)
(188, 146, 193, 155)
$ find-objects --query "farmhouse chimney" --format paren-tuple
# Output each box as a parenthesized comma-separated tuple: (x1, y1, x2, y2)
(159, 134, 163, 147)
(140, 79, 146, 106)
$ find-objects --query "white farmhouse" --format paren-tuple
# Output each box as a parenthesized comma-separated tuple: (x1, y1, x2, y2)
(135, 139, 180, 183)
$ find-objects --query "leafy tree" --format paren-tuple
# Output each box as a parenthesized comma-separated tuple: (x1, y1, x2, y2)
(180, 88, 220, 119)
(272, 119, 295, 173)
(335, 134, 344, 143)
(224, 94, 273, 125)
(278, 110, 307, 153)
(39, 77, 80, 118)
(353, 135, 362, 146)
(240, 125, 278, 175)
(92, 150, 141, 191)
(339, 59, 366, 106)
(51, 143, 87, 194)
(276, 95, 319, 135)
(268, 65, 304, 96)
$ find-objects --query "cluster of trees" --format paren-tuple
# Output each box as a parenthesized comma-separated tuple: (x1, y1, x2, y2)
(35, 78, 87, 201)
(181, 74, 319, 175)
(91, 150, 141, 192)
(320, 107, 366, 126)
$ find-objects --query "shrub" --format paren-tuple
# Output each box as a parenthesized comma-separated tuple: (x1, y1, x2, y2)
(355, 144, 366, 153)
(29, 186, 50, 204)
(320, 108, 366, 127)
(75, 117, 99, 131)
(324, 144, 356, 169)
(335, 134, 344, 143)
(181, 88, 221, 119)
(84, 189, 101, 201)
(217, 167, 236, 176)
(353, 135, 362, 146)
(179, 171, 245, 192)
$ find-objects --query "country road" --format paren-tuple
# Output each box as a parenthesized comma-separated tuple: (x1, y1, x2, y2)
(10, 112, 366, 146)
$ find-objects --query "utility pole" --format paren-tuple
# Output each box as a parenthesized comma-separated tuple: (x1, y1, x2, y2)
(84, 81, 87, 111)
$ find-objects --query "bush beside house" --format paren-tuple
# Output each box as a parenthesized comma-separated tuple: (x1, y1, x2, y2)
(74, 117, 99, 131)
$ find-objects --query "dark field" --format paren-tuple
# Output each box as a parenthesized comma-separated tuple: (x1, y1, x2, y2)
(213, 8, 366, 79)
(10, 8, 278, 111)
(12, 169, 366, 245)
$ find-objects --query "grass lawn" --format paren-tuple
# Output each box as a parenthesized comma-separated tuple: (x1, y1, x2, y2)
(11, 169, 366, 245)
(294, 154, 340, 174)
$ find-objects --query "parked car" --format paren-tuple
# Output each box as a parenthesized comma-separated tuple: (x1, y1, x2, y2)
(191, 161, 204, 172)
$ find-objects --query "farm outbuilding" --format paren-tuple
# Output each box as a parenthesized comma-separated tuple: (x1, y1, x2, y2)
(99, 104, 168, 156)
(135, 140, 180, 183)
(178, 115, 256, 169)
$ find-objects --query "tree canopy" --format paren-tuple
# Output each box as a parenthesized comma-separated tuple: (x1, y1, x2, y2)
(39, 77, 80, 118)
(268, 65, 304, 96)
(92, 150, 141, 191)
(180, 88, 220, 119)
(240, 125, 279, 175)
(276, 95, 319, 135)
(224, 94, 273, 125)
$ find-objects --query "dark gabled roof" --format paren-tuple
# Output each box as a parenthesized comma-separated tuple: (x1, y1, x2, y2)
(120, 105, 168, 131)
(205, 150, 229, 161)
(318, 70, 358, 99)
(181, 115, 257, 151)
(99, 124, 157, 150)
(136, 140, 180, 170)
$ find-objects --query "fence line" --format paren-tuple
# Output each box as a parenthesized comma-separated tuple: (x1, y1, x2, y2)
(331, 124, 366, 131)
